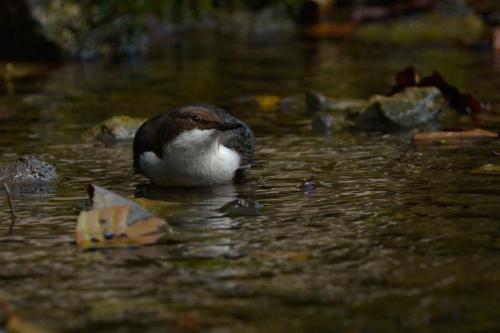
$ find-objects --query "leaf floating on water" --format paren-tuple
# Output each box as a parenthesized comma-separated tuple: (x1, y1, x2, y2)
(0, 298, 49, 333)
(414, 129, 499, 145)
(470, 164, 500, 175)
(76, 185, 169, 250)
(254, 95, 281, 110)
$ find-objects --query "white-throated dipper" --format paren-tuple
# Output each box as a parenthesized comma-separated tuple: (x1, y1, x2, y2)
(133, 104, 255, 187)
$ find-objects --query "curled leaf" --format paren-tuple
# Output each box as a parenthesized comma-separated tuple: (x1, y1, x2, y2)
(419, 71, 482, 115)
(76, 185, 169, 250)
(389, 66, 419, 95)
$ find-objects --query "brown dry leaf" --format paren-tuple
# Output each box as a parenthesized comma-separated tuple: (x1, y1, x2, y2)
(414, 129, 498, 145)
(1, 298, 49, 333)
(75, 185, 170, 250)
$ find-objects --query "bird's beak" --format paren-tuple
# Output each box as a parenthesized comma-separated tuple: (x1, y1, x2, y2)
(216, 120, 242, 131)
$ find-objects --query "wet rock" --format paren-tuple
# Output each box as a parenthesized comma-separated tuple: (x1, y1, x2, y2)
(470, 164, 500, 175)
(305, 90, 365, 113)
(0, 155, 57, 184)
(311, 112, 352, 135)
(278, 95, 304, 112)
(29, 1, 148, 60)
(297, 177, 316, 194)
(83, 116, 146, 143)
(355, 87, 442, 131)
(305, 90, 328, 112)
(220, 198, 263, 216)
(311, 113, 334, 134)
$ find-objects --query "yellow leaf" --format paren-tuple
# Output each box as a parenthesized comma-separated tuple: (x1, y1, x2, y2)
(254, 95, 281, 110)
(75, 185, 170, 250)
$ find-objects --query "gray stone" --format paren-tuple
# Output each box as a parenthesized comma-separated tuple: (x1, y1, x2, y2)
(279, 95, 304, 112)
(312, 113, 335, 134)
(306, 90, 365, 114)
(83, 116, 146, 143)
(355, 87, 442, 131)
(0, 155, 57, 184)
(305, 90, 328, 113)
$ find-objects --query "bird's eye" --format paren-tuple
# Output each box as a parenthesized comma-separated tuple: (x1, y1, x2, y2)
(192, 115, 201, 122)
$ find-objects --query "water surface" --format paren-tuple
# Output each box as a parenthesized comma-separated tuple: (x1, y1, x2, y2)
(1, 36, 500, 332)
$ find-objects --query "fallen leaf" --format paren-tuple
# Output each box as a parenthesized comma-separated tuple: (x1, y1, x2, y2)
(1, 298, 49, 333)
(470, 164, 500, 175)
(389, 66, 419, 95)
(419, 71, 482, 115)
(414, 128, 498, 145)
(389, 67, 484, 115)
(254, 95, 281, 110)
(76, 185, 170, 250)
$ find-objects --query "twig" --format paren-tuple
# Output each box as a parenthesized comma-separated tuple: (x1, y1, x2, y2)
(3, 183, 16, 234)
(493, 150, 500, 157)
(3, 183, 16, 218)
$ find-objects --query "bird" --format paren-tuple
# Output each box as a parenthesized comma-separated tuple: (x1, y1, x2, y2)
(133, 104, 255, 187)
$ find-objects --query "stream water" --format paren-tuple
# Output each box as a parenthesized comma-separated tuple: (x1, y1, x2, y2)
(1, 36, 500, 332)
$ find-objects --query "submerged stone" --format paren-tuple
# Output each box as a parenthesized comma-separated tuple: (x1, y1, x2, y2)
(220, 198, 263, 216)
(278, 95, 305, 112)
(355, 87, 442, 131)
(0, 155, 57, 184)
(311, 113, 334, 134)
(305, 90, 365, 113)
(83, 116, 146, 143)
(311, 112, 351, 135)
(305, 90, 328, 112)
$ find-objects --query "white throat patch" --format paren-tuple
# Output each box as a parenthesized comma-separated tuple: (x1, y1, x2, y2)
(139, 128, 241, 187)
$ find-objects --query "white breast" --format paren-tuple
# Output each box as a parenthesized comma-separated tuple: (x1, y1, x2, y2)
(139, 129, 241, 187)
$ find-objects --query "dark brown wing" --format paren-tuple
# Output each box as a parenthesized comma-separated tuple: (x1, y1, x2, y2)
(199, 104, 256, 169)
(132, 113, 167, 173)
